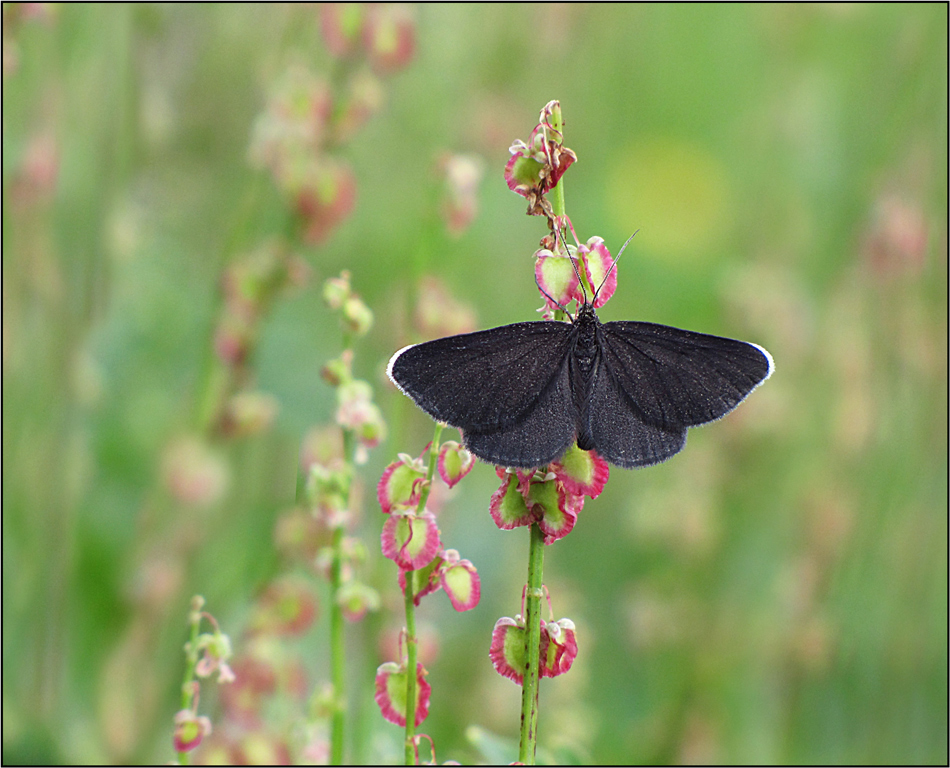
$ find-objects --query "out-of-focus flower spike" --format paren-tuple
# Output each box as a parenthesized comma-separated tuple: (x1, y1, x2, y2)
(363, 4, 416, 75)
(319, 3, 366, 59)
(438, 152, 484, 237)
(173, 710, 213, 753)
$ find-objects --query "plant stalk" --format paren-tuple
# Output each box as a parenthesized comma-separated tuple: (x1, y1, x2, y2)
(404, 422, 443, 764)
(519, 523, 546, 764)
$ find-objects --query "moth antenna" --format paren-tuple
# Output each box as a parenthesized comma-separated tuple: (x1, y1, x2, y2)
(534, 267, 574, 321)
(555, 228, 589, 307)
(592, 230, 638, 303)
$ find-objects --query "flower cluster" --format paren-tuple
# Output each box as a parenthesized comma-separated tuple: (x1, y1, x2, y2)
(490, 614, 578, 685)
(304, 434, 380, 620)
(212, 242, 309, 439)
(161, 436, 230, 508)
(2, 2, 55, 78)
(187, 567, 320, 761)
(249, 5, 415, 245)
(534, 235, 618, 316)
(377, 442, 479, 611)
(197, 436, 378, 763)
(489, 445, 609, 543)
(374, 440, 480, 728)
(320, 3, 416, 76)
(321, 271, 387, 464)
(505, 100, 577, 220)
(437, 152, 485, 237)
(413, 275, 478, 339)
(485, 102, 616, 715)
(172, 597, 234, 756)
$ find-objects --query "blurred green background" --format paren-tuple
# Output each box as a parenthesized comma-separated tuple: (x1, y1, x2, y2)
(3, 3, 947, 765)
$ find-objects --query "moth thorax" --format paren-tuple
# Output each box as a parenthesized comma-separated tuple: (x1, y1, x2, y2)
(573, 309, 600, 380)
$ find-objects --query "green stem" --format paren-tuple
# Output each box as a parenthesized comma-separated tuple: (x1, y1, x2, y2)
(518, 100, 567, 765)
(329, 428, 356, 765)
(176, 602, 203, 765)
(403, 423, 443, 765)
(550, 169, 566, 230)
(519, 523, 546, 765)
(548, 104, 567, 233)
(329, 524, 346, 765)
(402, 568, 418, 765)
(416, 423, 443, 513)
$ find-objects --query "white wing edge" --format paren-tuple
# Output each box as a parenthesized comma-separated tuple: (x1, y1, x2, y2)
(749, 342, 775, 382)
(386, 343, 417, 397)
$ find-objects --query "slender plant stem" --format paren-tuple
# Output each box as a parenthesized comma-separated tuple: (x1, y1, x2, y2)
(329, 523, 346, 764)
(176, 602, 203, 765)
(403, 423, 443, 764)
(330, 428, 356, 764)
(518, 100, 568, 765)
(416, 423, 443, 513)
(402, 566, 418, 765)
(519, 523, 546, 764)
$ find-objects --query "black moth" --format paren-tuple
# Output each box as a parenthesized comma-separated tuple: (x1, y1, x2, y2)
(388, 296, 773, 470)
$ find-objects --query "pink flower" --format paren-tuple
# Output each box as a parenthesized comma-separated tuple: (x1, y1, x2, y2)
(550, 444, 609, 499)
(437, 441, 476, 488)
(540, 618, 578, 678)
(194, 628, 235, 683)
(576, 236, 617, 307)
(504, 101, 576, 204)
(248, 577, 318, 637)
(295, 159, 357, 245)
(375, 661, 430, 727)
(363, 4, 416, 75)
(377, 451, 427, 514)
(397, 548, 481, 612)
(534, 236, 617, 313)
(439, 550, 481, 612)
(337, 581, 381, 622)
(319, 3, 366, 59)
(161, 437, 229, 508)
(489, 616, 578, 684)
(413, 276, 478, 338)
(489, 466, 579, 543)
(489, 616, 526, 684)
(381, 511, 441, 570)
(398, 556, 444, 605)
(438, 153, 484, 237)
(173, 710, 212, 753)
(534, 247, 581, 314)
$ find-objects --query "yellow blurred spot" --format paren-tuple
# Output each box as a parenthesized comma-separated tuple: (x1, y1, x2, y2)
(607, 139, 733, 261)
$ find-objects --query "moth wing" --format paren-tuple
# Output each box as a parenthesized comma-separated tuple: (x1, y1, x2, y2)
(599, 321, 773, 429)
(463, 358, 575, 468)
(587, 362, 687, 468)
(388, 321, 575, 433)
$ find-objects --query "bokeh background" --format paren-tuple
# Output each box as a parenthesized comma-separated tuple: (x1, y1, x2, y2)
(3, 4, 947, 765)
